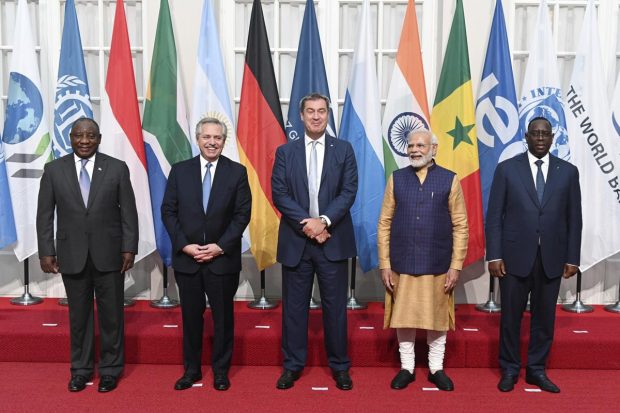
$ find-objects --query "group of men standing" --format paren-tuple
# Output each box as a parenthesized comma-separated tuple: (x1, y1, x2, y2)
(35, 93, 581, 395)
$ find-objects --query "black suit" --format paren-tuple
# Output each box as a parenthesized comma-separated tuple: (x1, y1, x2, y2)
(486, 152, 582, 375)
(162, 155, 251, 376)
(37, 152, 138, 378)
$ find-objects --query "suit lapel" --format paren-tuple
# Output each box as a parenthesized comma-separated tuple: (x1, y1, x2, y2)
(516, 152, 540, 207)
(190, 156, 204, 215)
(541, 155, 560, 208)
(320, 135, 336, 186)
(207, 155, 228, 215)
(88, 154, 108, 209)
(61, 155, 85, 208)
(294, 139, 309, 192)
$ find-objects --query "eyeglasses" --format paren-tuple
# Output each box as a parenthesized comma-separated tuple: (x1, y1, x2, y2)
(527, 130, 553, 138)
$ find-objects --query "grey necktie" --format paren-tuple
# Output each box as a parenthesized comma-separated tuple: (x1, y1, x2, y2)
(535, 159, 545, 203)
(308, 141, 319, 218)
(203, 163, 212, 213)
(79, 158, 90, 206)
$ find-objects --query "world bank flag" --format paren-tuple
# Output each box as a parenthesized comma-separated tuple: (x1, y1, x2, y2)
(53, 0, 93, 158)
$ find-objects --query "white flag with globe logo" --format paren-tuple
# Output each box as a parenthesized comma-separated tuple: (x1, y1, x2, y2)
(1, 0, 52, 261)
(518, 0, 570, 161)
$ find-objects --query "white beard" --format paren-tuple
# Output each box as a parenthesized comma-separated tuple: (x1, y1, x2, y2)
(409, 152, 434, 168)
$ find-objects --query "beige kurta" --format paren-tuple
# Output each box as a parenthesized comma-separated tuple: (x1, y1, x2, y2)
(378, 164, 468, 331)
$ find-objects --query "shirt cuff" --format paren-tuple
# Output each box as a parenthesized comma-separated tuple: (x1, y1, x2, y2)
(320, 215, 331, 227)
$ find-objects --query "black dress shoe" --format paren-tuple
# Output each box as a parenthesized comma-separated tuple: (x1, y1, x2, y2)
(174, 374, 202, 391)
(332, 370, 353, 391)
(498, 374, 518, 392)
(68, 375, 90, 392)
(213, 373, 230, 391)
(391, 369, 415, 390)
(98, 375, 118, 393)
(428, 370, 454, 391)
(276, 369, 302, 390)
(526, 372, 560, 393)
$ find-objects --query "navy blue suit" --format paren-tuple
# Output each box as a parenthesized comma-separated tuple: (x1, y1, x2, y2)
(162, 155, 251, 376)
(272, 136, 357, 371)
(486, 152, 582, 375)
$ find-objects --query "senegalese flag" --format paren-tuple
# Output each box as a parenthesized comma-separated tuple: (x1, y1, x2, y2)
(430, 0, 484, 266)
(236, 0, 286, 271)
(382, 0, 430, 178)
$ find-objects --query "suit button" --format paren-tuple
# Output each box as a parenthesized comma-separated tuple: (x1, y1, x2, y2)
(419, 188, 423, 191)
(416, 216, 420, 220)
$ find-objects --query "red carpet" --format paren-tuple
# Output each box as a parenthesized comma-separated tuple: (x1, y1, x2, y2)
(1, 298, 619, 369)
(0, 363, 618, 412)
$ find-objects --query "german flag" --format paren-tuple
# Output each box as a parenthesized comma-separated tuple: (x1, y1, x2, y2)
(237, 0, 286, 271)
(431, 0, 484, 267)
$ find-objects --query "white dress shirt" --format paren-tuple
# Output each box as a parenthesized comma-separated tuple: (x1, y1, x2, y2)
(527, 151, 550, 185)
(304, 134, 331, 226)
(74, 153, 96, 180)
(200, 155, 219, 185)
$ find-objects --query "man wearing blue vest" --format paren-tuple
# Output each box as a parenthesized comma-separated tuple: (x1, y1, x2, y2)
(378, 129, 468, 391)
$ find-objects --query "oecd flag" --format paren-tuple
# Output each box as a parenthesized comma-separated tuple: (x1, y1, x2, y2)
(285, 0, 336, 141)
(53, 0, 93, 158)
(475, 0, 521, 218)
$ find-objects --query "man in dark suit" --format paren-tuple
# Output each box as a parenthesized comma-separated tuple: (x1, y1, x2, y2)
(161, 117, 251, 392)
(272, 93, 358, 390)
(37, 117, 138, 393)
(486, 116, 582, 393)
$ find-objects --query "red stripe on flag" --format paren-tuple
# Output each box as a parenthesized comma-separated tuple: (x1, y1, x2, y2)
(237, 65, 286, 213)
(461, 170, 485, 266)
(106, 0, 147, 169)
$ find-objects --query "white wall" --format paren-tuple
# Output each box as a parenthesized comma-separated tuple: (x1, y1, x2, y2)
(1, 0, 619, 305)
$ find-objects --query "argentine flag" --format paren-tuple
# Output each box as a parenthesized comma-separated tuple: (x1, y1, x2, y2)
(339, 0, 385, 272)
(191, 0, 249, 252)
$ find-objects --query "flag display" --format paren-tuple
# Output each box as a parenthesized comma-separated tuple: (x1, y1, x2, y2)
(382, 0, 430, 178)
(143, 0, 192, 267)
(236, 0, 287, 270)
(0, 136, 16, 250)
(566, 0, 620, 271)
(339, 0, 385, 272)
(191, 0, 250, 252)
(475, 0, 521, 218)
(518, 0, 569, 160)
(100, 0, 156, 262)
(430, 0, 484, 266)
(53, 0, 93, 159)
(285, 0, 336, 141)
(1, 0, 52, 261)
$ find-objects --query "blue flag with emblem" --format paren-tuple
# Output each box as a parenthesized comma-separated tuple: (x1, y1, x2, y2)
(0, 134, 17, 250)
(53, 0, 93, 158)
(475, 0, 521, 218)
(285, 0, 335, 141)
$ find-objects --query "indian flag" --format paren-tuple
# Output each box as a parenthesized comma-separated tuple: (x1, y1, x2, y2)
(382, 0, 430, 178)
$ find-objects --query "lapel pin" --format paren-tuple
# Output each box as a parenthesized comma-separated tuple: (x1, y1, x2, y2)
(98, 167, 102, 171)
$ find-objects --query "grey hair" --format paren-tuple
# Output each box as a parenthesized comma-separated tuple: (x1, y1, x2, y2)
(407, 129, 438, 145)
(195, 117, 227, 140)
(299, 93, 331, 112)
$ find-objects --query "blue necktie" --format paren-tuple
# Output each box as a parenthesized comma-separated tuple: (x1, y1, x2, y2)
(535, 159, 545, 204)
(203, 163, 212, 213)
(79, 158, 90, 206)
(308, 141, 319, 218)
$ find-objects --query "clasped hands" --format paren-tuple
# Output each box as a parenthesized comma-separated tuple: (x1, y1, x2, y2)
(183, 243, 224, 263)
(300, 217, 330, 244)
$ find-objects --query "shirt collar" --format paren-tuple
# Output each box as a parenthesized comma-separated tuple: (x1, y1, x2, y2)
(305, 134, 325, 146)
(527, 151, 550, 166)
(200, 155, 219, 169)
(74, 153, 96, 164)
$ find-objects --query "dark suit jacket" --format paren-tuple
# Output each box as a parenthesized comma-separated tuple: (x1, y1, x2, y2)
(161, 155, 251, 275)
(272, 135, 358, 267)
(36, 152, 139, 274)
(485, 152, 582, 278)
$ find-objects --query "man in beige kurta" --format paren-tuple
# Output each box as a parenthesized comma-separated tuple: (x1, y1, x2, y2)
(377, 130, 468, 391)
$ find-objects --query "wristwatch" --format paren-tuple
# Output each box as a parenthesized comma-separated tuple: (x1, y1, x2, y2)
(320, 216, 328, 227)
